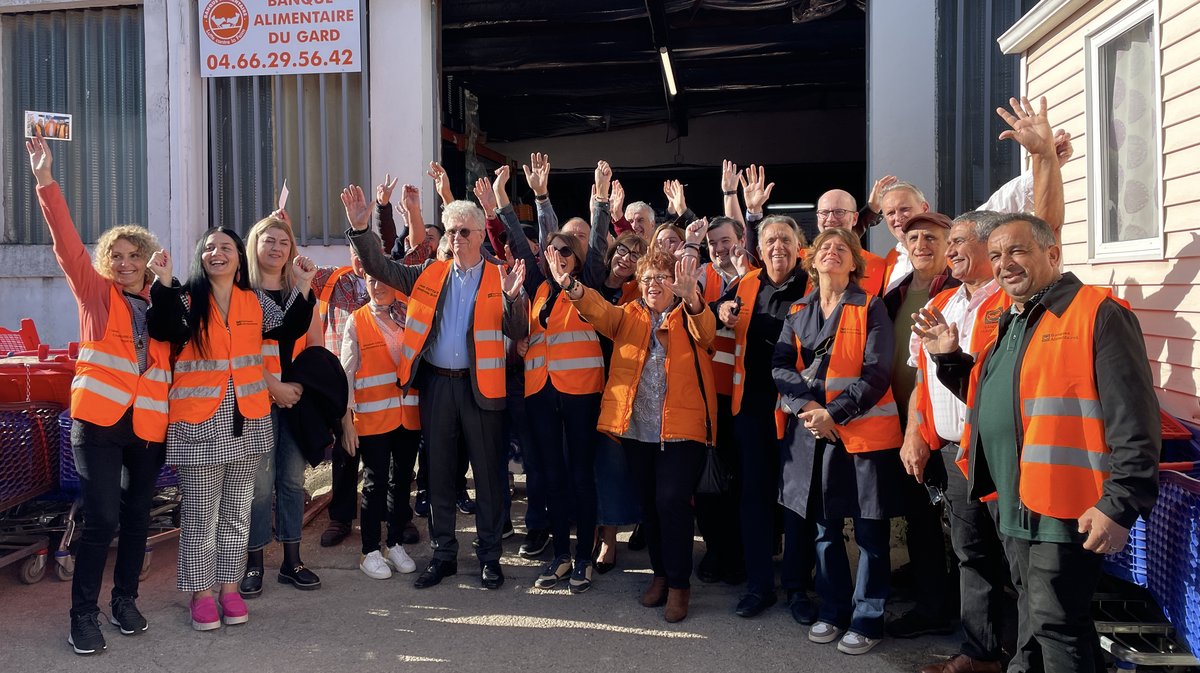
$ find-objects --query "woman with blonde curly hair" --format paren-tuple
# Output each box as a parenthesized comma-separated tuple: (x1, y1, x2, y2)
(240, 212, 325, 598)
(28, 134, 168, 655)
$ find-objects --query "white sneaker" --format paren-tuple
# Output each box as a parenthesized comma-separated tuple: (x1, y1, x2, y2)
(359, 551, 393, 580)
(808, 621, 845, 644)
(837, 631, 880, 655)
(386, 544, 417, 574)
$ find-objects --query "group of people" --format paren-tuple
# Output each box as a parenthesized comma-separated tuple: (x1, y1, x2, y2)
(28, 94, 1162, 673)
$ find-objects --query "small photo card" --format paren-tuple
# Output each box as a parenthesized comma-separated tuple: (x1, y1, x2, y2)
(25, 110, 72, 141)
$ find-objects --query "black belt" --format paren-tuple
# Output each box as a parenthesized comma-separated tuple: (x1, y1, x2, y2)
(430, 366, 469, 378)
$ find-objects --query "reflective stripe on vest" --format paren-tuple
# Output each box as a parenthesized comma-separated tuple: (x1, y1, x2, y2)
(960, 284, 1113, 519)
(525, 281, 605, 396)
(350, 306, 420, 434)
(168, 288, 271, 423)
(396, 260, 507, 399)
(69, 284, 171, 442)
(773, 297, 902, 451)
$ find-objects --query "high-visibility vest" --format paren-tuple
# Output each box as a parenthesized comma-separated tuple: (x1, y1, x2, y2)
(860, 250, 887, 297)
(262, 338, 307, 378)
(774, 298, 903, 451)
(882, 247, 901, 293)
(701, 263, 726, 304)
(525, 281, 604, 397)
(726, 269, 762, 415)
(959, 285, 1115, 519)
(397, 259, 506, 399)
(69, 284, 172, 442)
(911, 287, 1010, 450)
(596, 301, 717, 444)
(349, 305, 420, 434)
(168, 288, 271, 423)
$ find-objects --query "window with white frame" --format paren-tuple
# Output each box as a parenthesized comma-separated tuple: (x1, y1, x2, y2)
(1, 7, 147, 245)
(1086, 1, 1162, 260)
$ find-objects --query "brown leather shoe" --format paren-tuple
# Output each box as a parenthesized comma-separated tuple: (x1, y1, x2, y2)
(664, 588, 690, 623)
(640, 577, 668, 607)
(919, 654, 1003, 673)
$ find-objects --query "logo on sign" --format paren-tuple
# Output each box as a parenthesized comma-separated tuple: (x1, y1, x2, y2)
(202, 0, 249, 46)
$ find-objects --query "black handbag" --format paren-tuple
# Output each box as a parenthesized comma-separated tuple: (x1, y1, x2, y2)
(683, 316, 728, 495)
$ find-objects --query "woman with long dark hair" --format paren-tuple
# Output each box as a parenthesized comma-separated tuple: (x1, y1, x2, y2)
(147, 227, 314, 631)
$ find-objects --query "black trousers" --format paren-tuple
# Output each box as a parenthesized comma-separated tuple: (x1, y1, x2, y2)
(736, 400, 782, 596)
(694, 395, 744, 573)
(902, 451, 954, 618)
(1002, 532, 1105, 673)
(358, 427, 420, 555)
(328, 427, 359, 523)
(526, 385, 599, 562)
(624, 438, 705, 589)
(418, 372, 507, 564)
(69, 411, 166, 618)
(941, 447, 1018, 662)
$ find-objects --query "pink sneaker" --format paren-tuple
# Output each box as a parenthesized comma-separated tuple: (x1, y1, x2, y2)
(190, 595, 220, 631)
(219, 592, 249, 625)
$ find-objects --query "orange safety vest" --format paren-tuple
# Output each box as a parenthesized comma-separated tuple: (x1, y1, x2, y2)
(396, 259, 506, 399)
(349, 305, 420, 434)
(168, 289, 271, 423)
(596, 302, 717, 444)
(860, 250, 887, 297)
(959, 285, 1114, 519)
(70, 284, 172, 442)
(881, 247, 901, 292)
(911, 287, 1010, 450)
(774, 298, 903, 452)
(726, 269, 763, 415)
(701, 263, 726, 304)
(525, 281, 604, 397)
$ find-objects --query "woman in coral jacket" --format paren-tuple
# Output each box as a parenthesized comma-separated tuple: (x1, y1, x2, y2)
(772, 228, 906, 656)
(552, 248, 717, 624)
(146, 227, 313, 632)
(28, 134, 168, 656)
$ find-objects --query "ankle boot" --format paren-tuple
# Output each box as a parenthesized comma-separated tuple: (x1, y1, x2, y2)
(664, 588, 690, 623)
(640, 576, 668, 607)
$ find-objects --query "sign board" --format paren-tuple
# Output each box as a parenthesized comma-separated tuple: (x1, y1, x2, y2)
(198, 0, 362, 78)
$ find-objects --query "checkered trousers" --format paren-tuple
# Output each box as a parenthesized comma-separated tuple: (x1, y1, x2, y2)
(175, 454, 261, 592)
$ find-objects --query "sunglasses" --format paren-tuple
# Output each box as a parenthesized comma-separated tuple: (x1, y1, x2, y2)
(446, 227, 476, 239)
(550, 244, 574, 257)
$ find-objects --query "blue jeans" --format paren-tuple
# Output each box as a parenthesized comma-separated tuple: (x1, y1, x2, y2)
(813, 516, 891, 638)
(249, 410, 307, 550)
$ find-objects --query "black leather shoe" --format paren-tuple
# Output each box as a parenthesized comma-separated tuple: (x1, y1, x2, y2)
(319, 521, 351, 547)
(481, 561, 504, 590)
(414, 560, 457, 589)
(456, 491, 477, 515)
(414, 491, 430, 518)
(239, 567, 264, 598)
(401, 521, 420, 545)
(696, 552, 722, 583)
(787, 590, 817, 625)
(735, 591, 777, 618)
(277, 563, 322, 590)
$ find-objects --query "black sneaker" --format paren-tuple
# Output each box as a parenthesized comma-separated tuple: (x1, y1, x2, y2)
(519, 529, 550, 558)
(108, 596, 148, 635)
(68, 613, 106, 655)
(568, 560, 593, 594)
(414, 490, 430, 518)
(456, 491, 477, 515)
(501, 519, 515, 539)
(534, 555, 572, 589)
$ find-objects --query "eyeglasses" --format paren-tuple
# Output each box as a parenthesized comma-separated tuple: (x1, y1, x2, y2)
(638, 274, 674, 286)
(816, 209, 852, 220)
(446, 227, 476, 239)
(614, 245, 642, 260)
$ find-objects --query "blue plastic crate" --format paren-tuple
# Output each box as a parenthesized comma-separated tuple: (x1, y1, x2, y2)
(1145, 470, 1200, 657)
(57, 409, 177, 492)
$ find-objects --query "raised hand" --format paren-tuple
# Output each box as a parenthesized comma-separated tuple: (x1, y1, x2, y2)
(340, 184, 371, 231)
(1054, 128, 1074, 168)
(427, 161, 454, 205)
(148, 250, 172, 284)
(376, 173, 399, 205)
(492, 165, 512, 206)
(500, 258, 525, 299)
(292, 254, 317, 285)
(271, 208, 293, 229)
(911, 305, 960, 355)
(997, 95, 1055, 158)
(522, 152, 550, 197)
(666, 254, 700, 300)
(663, 179, 687, 216)
(685, 217, 708, 246)
(544, 246, 572, 288)
(610, 179, 626, 217)
(868, 175, 898, 213)
(25, 133, 54, 187)
(473, 177, 498, 213)
(398, 184, 421, 220)
(594, 160, 612, 198)
(730, 245, 751, 277)
(739, 165, 774, 214)
(721, 159, 739, 193)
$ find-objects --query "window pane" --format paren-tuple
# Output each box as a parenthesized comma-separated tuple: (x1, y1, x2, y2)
(2, 7, 147, 245)
(1099, 16, 1158, 243)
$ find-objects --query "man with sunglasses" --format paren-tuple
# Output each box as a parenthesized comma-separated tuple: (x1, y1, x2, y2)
(343, 184, 528, 591)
